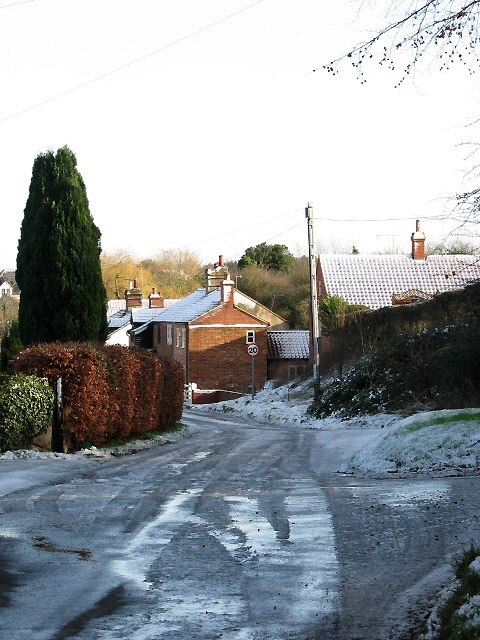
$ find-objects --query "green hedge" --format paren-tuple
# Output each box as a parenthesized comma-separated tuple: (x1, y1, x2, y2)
(0, 375, 54, 452)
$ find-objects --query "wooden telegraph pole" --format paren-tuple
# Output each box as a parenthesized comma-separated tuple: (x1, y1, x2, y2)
(305, 202, 320, 383)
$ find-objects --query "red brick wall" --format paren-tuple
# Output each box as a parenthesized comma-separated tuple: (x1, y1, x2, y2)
(189, 326, 268, 391)
(153, 304, 269, 391)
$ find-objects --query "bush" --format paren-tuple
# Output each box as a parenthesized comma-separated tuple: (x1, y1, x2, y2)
(14, 343, 184, 450)
(0, 375, 54, 452)
(312, 320, 480, 418)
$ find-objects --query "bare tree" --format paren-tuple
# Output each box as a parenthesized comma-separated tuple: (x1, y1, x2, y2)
(319, 1, 480, 87)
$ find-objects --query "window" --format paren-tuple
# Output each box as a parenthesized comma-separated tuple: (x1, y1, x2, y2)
(166, 324, 172, 345)
(181, 327, 186, 348)
(175, 327, 181, 347)
(246, 330, 255, 344)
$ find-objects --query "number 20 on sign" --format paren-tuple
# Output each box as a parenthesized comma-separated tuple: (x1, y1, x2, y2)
(247, 343, 259, 357)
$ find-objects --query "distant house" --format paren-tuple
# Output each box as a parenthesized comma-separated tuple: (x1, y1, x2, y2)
(150, 257, 287, 392)
(0, 270, 19, 298)
(106, 284, 177, 347)
(0, 278, 13, 297)
(317, 221, 480, 310)
(267, 330, 311, 382)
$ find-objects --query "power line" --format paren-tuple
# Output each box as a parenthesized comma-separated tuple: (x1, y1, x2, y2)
(0, 0, 266, 124)
(180, 208, 303, 250)
(0, 0, 34, 9)
(223, 221, 304, 258)
(314, 214, 453, 222)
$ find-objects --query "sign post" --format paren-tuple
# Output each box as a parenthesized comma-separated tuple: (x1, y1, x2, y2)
(247, 343, 259, 399)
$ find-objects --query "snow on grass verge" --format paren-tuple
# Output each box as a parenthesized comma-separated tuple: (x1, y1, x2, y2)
(420, 546, 480, 639)
(345, 409, 480, 477)
(0, 426, 190, 461)
(190, 379, 398, 431)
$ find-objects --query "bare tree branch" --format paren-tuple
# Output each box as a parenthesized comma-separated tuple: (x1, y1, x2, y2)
(317, 1, 480, 86)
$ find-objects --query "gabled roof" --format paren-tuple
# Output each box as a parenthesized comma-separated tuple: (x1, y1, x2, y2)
(0, 270, 19, 294)
(319, 254, 480, 310)
(150, 288, 223, 323)
(267, 330, 310, 360)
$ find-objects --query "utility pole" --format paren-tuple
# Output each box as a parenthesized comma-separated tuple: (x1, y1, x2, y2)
(305, 202, 320, 383)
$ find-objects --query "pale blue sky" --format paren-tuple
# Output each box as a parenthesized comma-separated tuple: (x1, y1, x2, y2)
(1, 0, 478, 268)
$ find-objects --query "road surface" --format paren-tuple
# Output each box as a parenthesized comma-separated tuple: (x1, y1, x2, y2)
(0, 409, 479, 639)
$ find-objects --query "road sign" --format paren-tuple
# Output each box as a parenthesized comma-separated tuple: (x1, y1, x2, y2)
(247, 343, 259, 357)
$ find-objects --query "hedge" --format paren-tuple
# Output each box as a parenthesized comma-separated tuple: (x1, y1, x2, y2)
(14, 344, 184, 450)
(0, 375, 54, 452)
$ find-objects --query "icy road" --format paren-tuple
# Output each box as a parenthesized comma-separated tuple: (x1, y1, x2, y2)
(1, 410, 479, 640)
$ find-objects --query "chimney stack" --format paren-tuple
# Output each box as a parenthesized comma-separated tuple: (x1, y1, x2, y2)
(221, 274, 235, 305)
(411, 219, 426, 260)
(149, 287, 165, 309)
(125, 280, 142, 310)
(205, 254, 229, 293)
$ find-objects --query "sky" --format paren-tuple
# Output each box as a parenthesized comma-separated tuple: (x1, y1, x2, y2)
(1, 0, 480, 269)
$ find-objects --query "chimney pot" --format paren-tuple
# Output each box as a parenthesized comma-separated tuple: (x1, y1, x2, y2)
(219, 255, 224, 267)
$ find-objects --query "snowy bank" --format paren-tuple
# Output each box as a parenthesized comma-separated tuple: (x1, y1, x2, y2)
(191, 381, 480, 478)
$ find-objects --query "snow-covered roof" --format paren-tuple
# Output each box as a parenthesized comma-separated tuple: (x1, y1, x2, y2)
(151, 288, 222, 323)
(107, 298, 177, 317)
(107, 311, 131, 330)
(268, 330, 310, 360)
(319, 254, 480, 310)
(107, 299, 148, 317)
(131, 307, 170, 324)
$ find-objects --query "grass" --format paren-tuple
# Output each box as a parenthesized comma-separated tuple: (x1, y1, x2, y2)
(437, 544, 480, 640)
(77, 421, 185, 451)
(395, 411, 480, 437)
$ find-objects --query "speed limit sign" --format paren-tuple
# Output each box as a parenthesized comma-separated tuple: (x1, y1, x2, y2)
(247, 343, 259, 357)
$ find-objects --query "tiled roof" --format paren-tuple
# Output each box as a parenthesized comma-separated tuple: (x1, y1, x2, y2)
(319, 254, 480, 310)
(107, 299, 148, 317)
(107, 311, 131, 330)
(152, 288, 222, 323)
(131, 307, 170, 324)
(107, 298, 177, 317)
(267, 330, 310, 360)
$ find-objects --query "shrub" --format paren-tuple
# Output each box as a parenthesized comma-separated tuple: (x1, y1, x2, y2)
(312, 320, 480, 417)
(0, 375, 54, 452)
(14, 343, 184, 450)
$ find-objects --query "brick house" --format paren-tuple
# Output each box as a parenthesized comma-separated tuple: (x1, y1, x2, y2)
(267, 330, 311, 382)
(151, 259, 286, 391)
(317, 220, 480, 310)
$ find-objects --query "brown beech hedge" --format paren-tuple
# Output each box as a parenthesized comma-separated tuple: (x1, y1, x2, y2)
(14, 343, 184, 449)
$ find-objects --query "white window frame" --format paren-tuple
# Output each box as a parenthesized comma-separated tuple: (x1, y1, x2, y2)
(246, 330, 255, 344)
(166, 324, 173, 346)
(175, 327, 181, 348)
(181, 327, 186, 348)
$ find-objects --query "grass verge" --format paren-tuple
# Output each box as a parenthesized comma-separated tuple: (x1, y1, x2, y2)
(437, 544, 480, 639)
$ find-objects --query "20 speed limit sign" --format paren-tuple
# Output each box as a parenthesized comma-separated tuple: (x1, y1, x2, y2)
(247, 343, 259, 357)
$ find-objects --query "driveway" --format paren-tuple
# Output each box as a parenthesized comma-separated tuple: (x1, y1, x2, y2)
(0, 410, 479, 639)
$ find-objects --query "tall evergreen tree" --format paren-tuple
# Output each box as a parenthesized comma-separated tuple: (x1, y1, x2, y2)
(16, 146, 107, 345)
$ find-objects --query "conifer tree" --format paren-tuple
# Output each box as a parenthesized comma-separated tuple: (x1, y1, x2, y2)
(16, 147, 107, 345)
